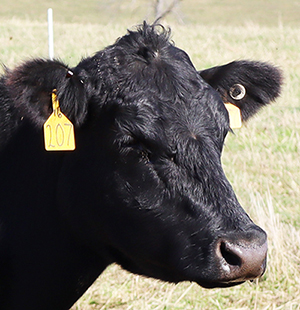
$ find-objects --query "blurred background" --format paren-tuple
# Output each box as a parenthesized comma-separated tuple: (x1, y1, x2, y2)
(0, 0, 299, 27)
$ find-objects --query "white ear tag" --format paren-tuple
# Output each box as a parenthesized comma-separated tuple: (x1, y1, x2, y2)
(43, 90, 76, 151)
(224, 103, 242, 129)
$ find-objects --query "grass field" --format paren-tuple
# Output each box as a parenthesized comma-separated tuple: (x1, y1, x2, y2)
(0, 1, 300, 309)
(0, 0, 300, 27)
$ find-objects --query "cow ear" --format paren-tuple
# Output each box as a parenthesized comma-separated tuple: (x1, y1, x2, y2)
(199, 60, 283, 121)
(6, 59, 89, 127)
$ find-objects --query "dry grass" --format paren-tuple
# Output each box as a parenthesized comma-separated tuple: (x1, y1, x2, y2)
(1, 0, 300, 27)
(0, 18, 299, 309)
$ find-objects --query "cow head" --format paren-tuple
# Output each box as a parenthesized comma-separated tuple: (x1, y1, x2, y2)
(5, 23, 282, 288)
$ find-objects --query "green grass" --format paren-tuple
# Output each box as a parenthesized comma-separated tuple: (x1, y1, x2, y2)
(0, 3, 300, 309)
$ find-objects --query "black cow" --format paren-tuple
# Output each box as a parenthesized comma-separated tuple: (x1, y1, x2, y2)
(0, 23, 282, 309)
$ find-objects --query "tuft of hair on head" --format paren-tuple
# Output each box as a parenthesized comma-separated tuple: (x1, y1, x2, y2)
(119, 21, 172, 64)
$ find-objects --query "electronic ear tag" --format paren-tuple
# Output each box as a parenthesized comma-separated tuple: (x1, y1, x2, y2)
(224, 103, 242, 129)
(43, 90, 76, 151)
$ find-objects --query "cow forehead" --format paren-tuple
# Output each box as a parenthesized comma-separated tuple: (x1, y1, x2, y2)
(92, 24, 229, 144)
(93, 25, 202, 96)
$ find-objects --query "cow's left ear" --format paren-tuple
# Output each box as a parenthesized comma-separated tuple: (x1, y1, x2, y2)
(199, 60, 283, 121)
(6, 59, 89, 128)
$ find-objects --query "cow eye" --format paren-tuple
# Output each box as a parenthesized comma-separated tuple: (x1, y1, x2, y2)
(124, 136, 175, 164)
(126, 138, 152, 162)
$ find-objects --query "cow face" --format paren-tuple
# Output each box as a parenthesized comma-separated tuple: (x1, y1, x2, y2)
(5, 23, 282, 288)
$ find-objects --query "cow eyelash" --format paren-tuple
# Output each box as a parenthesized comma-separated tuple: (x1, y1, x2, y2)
(140, 149, 152, 162)
(123, 137, 151, 160)
(125, 137, 176, 164)
(127, 142, 152, 163)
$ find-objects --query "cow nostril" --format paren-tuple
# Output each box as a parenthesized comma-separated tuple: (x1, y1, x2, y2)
(215, 233, 268, 283)
(220, 241, 241, 267)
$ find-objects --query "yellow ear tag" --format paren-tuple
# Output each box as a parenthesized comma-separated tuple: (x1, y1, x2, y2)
(43, 90, 76, 151)
(224, 103, 242, 129)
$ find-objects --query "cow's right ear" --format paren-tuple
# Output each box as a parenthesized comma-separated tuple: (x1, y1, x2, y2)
(6, 59, 89, 127)
(199, 60, 283, 122)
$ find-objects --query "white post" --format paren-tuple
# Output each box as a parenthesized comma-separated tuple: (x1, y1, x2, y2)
(48, 8, 54, 60)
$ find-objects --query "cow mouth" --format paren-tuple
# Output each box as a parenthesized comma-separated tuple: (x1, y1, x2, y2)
(197, 279, 245, 289)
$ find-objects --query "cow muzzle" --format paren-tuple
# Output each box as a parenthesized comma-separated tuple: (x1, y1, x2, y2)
(214, 226, 267, 285)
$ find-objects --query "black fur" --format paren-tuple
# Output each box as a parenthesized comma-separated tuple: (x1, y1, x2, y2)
(0, 23, 282, 309)
(199, 60, 283, 121)
(6, 59, 88, 127)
